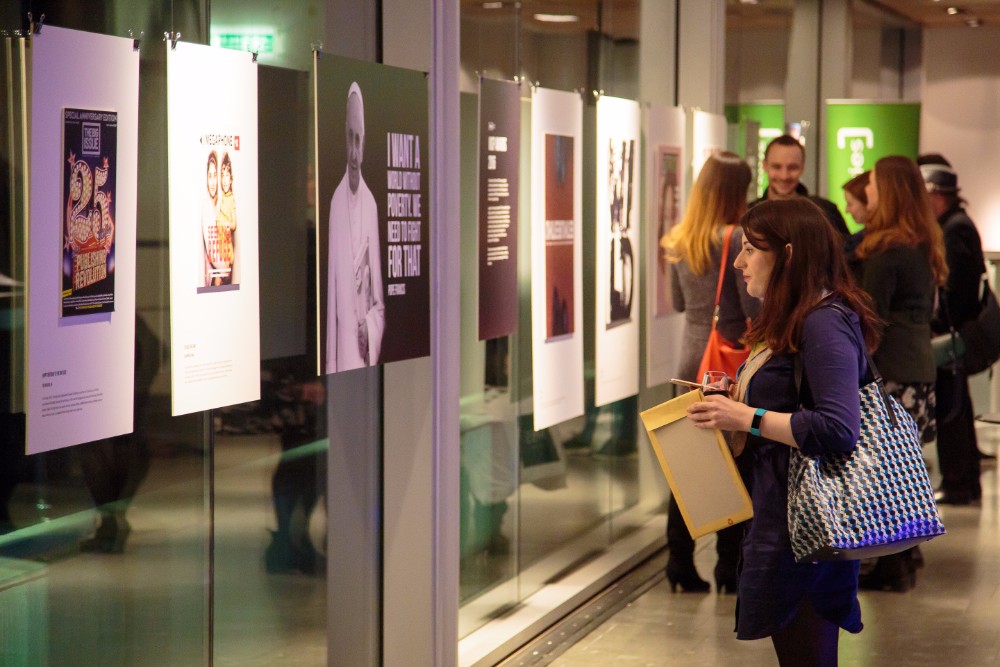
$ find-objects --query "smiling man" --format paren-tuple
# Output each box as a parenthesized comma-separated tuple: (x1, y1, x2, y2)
(749, 134, 850, 238)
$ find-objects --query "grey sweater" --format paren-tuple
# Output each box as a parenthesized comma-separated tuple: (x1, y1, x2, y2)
(670, 226, 761, 382)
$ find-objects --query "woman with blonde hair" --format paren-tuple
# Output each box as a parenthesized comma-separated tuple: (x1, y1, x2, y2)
(856, 155, 947, 591)
(660, 151, 759, 592)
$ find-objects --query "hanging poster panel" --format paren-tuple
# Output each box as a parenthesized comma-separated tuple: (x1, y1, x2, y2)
(594, 95, 640, 407)
(724, 102, 784, 198)
(531, 87, 584, 431)
(26, 26, 139, 453)
(478, 78, 521, 341)
(645, 105, 687, 389)
(167, 41, 260, 415)
(826, 101, 920, 233)
(691, 109, 728, 181)
(315, 54, 430, 375)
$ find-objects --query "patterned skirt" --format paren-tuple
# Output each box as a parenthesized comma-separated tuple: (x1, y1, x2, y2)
(884, 380, 937, 445)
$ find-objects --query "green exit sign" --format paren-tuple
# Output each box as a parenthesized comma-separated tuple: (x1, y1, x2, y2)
(213, 33, 274, 54)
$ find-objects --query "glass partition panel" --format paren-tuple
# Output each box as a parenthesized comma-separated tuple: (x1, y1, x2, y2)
(459, 0, 663, 637)
(1, 3, 210, 664)
(1, 0, 339, 663)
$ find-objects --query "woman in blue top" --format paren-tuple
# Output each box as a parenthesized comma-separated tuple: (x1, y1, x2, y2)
(687, 199, 882, 666)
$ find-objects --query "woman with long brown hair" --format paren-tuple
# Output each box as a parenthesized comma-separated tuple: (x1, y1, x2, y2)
(855, 155, 946, 592)
(660, 151, 759, 593)
(686, 198, 881, 666)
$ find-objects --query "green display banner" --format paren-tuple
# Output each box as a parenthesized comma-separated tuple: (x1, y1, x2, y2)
(825, 101, 920, 233)
(725, 102, 784, 198)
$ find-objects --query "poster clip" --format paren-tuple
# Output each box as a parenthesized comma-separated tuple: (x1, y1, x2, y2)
(311, 42, 324, 57)
(592, 89, 603, 101)
(163, 31, 181, 50)
(28, 12, 45, 34)
(251, 49, 259, 63)
(130, 29, 144, 52)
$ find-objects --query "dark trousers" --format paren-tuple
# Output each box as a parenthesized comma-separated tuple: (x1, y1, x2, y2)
(935, 366, 981, 500)
(666, 495, 743, 567)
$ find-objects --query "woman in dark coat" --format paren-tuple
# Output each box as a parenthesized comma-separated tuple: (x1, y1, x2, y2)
(855, 156, 947, 591)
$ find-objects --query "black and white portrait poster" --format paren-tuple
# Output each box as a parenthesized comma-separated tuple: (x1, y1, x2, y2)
(477, 77, 520, 341)
(314, 53, 429, 375)
(645, 105, 687, 389)
(530, 87, 583, 431)
(167, 41, 260, 416)
(26, 26, 139, 453)
(594, 95, 640, 408)
(62, 108, 117, 317)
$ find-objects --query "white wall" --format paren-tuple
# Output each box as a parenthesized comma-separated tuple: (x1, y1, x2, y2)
(725, 28, 788, 103)
(922, 26, 1000, 251)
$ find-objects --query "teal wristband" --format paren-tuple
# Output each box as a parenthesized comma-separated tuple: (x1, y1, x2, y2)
(750, 408, 767, 437)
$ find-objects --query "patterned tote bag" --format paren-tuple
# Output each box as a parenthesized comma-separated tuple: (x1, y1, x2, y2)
(787, 304, 946, 563)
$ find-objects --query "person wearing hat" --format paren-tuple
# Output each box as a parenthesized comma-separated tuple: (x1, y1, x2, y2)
(921, 159, 988, 505)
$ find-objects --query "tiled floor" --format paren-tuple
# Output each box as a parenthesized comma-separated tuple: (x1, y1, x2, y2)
(548, 427, 1000, 666)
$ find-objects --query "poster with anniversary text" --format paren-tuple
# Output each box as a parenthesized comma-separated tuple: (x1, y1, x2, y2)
(645, 105, 687, 389)
(531, 87, 584, 431)
(315, 53, 430, 375)
(478, 78, 521, 341)
(26, 26, 139, 453)
(594, 96, 640, 407)
(62, 108, 117, 317)
(167, 41, 261, 415)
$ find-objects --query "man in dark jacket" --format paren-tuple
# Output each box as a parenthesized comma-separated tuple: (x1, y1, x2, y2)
(922, 161, 987, 505)
(748, 134, 850, 238)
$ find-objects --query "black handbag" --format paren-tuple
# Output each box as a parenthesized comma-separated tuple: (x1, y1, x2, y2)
(958, 278, 1000, 375)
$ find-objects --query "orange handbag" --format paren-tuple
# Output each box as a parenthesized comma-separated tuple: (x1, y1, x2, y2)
(696, 226, 749, 382)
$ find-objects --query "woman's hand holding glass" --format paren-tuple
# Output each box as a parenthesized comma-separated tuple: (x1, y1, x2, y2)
(687, 375, 754, 434)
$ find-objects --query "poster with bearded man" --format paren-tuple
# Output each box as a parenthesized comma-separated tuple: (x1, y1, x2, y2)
(314, 54, 430, 375)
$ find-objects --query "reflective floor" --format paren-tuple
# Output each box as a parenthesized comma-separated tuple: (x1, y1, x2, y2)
(545, 422, 1000, 666)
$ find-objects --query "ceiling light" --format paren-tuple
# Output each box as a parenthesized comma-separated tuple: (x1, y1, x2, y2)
(739, 0, 759, 4)
(482, 1, 503, 8)
(946, 7, 964, 15)
(533, 13, 580, 23)
(967, 17, 983, 27)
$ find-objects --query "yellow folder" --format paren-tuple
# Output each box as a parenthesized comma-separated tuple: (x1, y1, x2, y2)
(640, 390, 753, 539)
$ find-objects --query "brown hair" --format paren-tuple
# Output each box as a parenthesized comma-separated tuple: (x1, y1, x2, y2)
(763, 134, 805, 162)
(857, 156, 947, 285)
(842, 170, 869, 207)
(664, 151, 752, 275)
(741, 199, 882, 354)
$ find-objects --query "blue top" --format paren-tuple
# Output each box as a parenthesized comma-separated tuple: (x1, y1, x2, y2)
(735, 299, 866, 640)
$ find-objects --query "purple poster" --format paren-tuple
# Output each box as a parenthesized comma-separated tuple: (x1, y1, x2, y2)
(478, 78, 521, 341)
(62, 107, 117, 316)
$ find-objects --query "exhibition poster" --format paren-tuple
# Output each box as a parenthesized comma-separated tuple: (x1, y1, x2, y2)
(825, 101, 920, 233)
(62, 108, 117, 317)
(691, 109, 727, 181)
(26, 26, 139, 453)
(645, 105, 687, 389)
(314, 53, 430, 375)
(724, 102, 784, 198)
(477, 78, 521, 342)
(167, 41, 261, 415)
(530, 87, 584, 431)
(594, 95, 640, 407)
